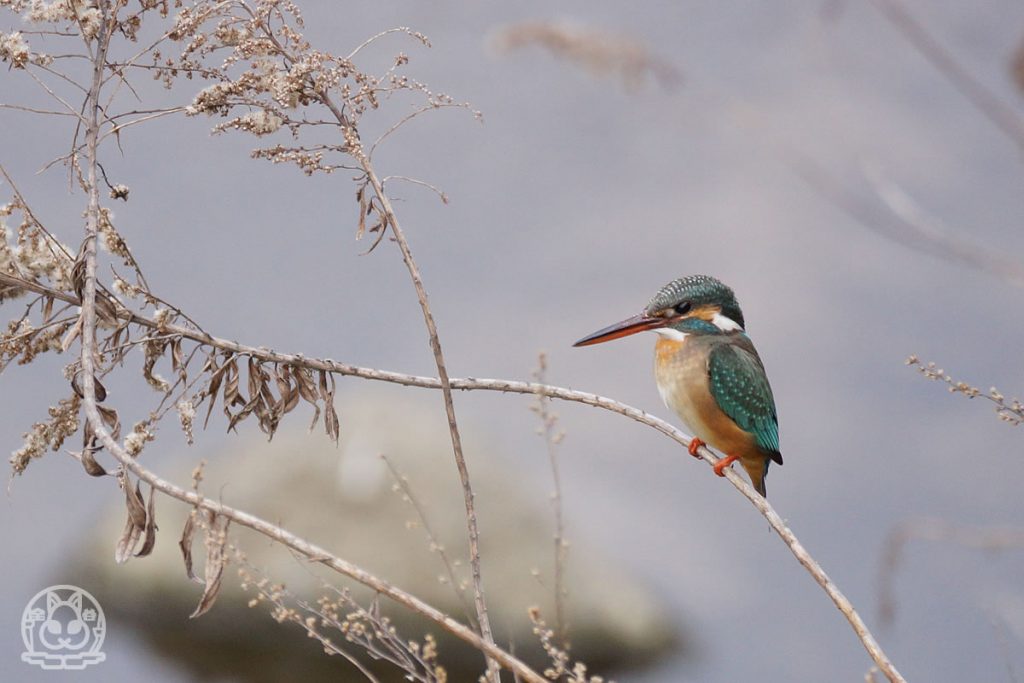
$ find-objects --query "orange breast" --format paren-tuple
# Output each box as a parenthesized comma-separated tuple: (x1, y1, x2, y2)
(654, 336, 759, 458)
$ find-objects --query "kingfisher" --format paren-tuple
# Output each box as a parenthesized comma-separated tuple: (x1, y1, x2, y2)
(573, 275, 782, 497)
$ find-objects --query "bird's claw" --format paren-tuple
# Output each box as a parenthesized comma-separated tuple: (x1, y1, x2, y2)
(687, 437, 706, 458)
(713, 454, 739, 477)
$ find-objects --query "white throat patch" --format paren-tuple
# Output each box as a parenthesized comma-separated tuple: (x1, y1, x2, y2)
(711, 312, 743, 332)
(652, 327, 688, 341)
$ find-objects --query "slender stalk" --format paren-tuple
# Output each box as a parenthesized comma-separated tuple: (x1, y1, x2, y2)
(360, 160, 501, 683)
(67, 5, 543, 679)
(382, 455, 479, 630)
(315, 86, 501, 680)
(234, 11, 503, 673)
(532, 356, 568, 645)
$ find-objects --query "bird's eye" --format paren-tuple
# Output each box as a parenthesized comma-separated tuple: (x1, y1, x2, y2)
(674, 302, 691, 315)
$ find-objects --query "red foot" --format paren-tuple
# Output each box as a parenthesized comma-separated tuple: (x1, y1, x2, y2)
(687, 438, 706, 458)
(713, 454, 740, 477)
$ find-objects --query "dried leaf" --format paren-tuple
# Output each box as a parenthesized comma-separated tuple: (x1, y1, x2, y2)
(359, 213, 388, 255)
(71, 255, 86, 301)
(282, 370, 300, 414)
(222, 358, 241, 419)
(70, 372, 107, 402)
(202, 354, 230, 429)
(190, 514, 230, 619)
(115, 479, 147, 563)
(82, 420, 102, 464)
(97, 405, 121, 441)
(247, 357, 261, 400)
(135, 484, 158, 557)
(60, 317, 83, 353)
(142, 337, 169, 390)
(125, 479, 147, 528)
(275, 364, 296, 414)
(295, 367, 318, 402)
(319, 370, 340, 443)
(318, 368, 329, 401)
(79, 447, 107, 477)
(179, 511, 203, 584)
(41, 296, 54, 323)
(171, 338, 186, 380)
(95, 295, 119, 327)
(356, 185, 368, 240)
(115, 513, 142, 564)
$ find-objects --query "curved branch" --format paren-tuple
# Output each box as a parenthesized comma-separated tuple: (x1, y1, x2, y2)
(6, 269, 905, 681)
(78, 407, 547, 681)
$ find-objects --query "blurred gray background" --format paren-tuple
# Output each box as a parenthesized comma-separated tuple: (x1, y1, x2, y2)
(3, 0, 1024, 681)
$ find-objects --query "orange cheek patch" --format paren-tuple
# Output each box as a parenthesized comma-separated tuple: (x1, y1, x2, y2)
(689, 304, 722, 323)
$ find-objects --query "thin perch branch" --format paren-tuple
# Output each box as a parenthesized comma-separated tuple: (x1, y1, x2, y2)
(6, 267, 904, 681)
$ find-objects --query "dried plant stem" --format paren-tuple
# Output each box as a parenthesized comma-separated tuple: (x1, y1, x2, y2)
(381, 454, 478, 630)
(318, 84, 500, 680)
(235, 7, 502, 665)
(5, 262, 905, 679)
(81, 431, 548, 681)
(362, 165, 501, 682)
(69, 10, 541, 679)
(532, 355, 568, 645)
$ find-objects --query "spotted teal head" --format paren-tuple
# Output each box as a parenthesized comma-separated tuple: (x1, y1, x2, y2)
(572, 274, 745, 346)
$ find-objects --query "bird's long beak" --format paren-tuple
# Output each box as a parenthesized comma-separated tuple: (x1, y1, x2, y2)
(573, 313, 666, 347)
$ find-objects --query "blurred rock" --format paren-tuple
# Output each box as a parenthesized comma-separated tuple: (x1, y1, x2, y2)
(72, 394, 682, 681)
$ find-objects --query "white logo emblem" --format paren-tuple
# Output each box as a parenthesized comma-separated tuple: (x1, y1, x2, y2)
(21, 585, 106, 670)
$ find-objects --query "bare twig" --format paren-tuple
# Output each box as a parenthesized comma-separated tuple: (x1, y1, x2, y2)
(306, 62, 502, 678)
(361, 162, 502, 683)
(381, 453, 478, 630)
(531, 353, 568, 645)
(906, 355, 1024, 427)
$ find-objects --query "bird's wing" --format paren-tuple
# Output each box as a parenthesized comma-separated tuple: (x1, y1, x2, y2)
(707, 340, 782, 461)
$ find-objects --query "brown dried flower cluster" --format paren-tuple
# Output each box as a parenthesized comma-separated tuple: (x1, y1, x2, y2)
(10, 394, 80, 475)
(238, 558, 449, 682)
(906, 356, 1024, 427)
(492, 21, 681, 90)
(0, 199, 74, 301)
(528, 607, 609, 683)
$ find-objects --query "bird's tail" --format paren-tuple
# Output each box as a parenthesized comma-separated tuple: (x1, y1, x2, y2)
(741, 456, 770, 498)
